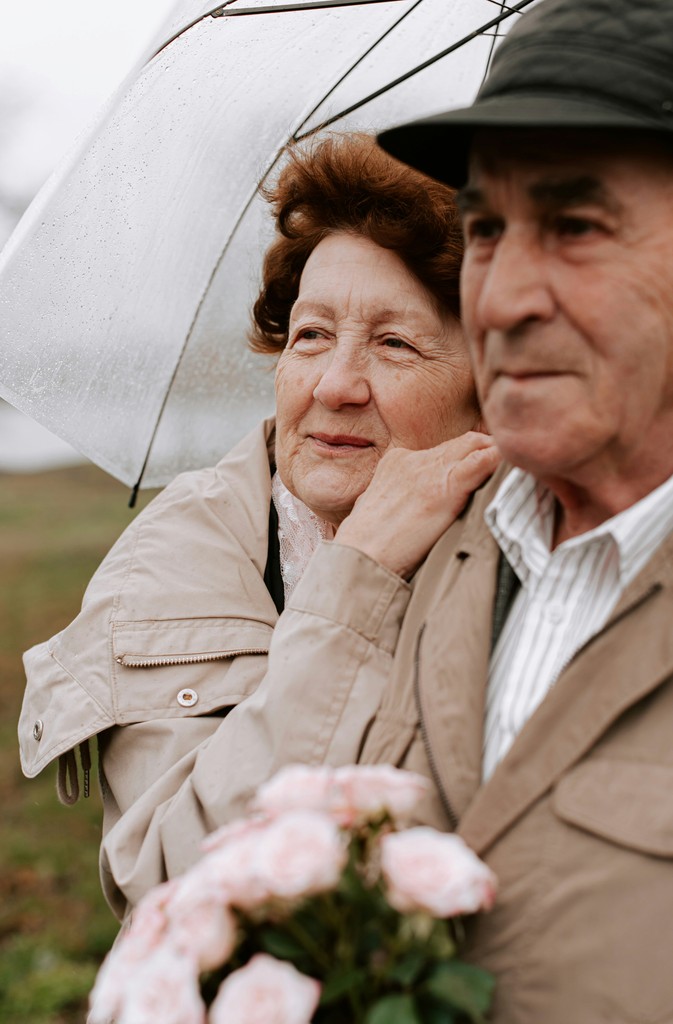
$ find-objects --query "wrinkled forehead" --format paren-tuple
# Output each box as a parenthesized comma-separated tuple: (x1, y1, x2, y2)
(468, 128, 673, 176)
(462, 128, 673, 210)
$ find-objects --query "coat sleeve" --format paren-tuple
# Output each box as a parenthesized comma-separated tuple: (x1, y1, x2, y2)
(99, 541, 410, 916)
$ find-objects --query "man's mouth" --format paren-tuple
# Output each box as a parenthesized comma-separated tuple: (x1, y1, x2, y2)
(496, 369, 566, 382)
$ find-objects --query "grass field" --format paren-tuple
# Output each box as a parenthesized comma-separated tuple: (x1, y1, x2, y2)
(0, 464, 157, 1023)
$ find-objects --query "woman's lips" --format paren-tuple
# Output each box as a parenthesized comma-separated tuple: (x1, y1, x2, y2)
(310, 433, 374, 452)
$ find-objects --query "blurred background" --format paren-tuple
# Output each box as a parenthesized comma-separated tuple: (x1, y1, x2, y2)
(1, 3, 174, 1020)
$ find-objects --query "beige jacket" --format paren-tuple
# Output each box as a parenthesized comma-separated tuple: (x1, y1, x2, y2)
(19, 418, 409, 917)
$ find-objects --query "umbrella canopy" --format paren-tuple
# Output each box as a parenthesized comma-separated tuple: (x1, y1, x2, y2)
(0, 0, 536, 490)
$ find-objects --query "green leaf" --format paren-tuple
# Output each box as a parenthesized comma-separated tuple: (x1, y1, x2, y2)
(364, 994, 423, 1024)
(319, 967, 368, 1005)
(386, 949, 427, 987)
(422, 962, 495, 1023)
(417, 998, 458, 1024)
(259, 929, 307, 962)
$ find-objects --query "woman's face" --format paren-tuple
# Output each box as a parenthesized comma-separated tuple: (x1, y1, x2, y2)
(274, 232, 478, 526)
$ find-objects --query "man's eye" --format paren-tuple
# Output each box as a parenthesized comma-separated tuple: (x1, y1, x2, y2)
(383, 337, 411, 350)
(555, 215, 599, 237)
(464, 217, 502, 242)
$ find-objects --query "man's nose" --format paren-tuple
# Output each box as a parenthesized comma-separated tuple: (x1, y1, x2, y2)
(312, 343, 371, 409)
(475, 229, 555, 333)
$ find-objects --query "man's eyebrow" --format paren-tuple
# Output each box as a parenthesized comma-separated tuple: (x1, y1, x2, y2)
(528, 175, 621, 213)
(455, 186, 487, 214)
(456, 176, 623, 216)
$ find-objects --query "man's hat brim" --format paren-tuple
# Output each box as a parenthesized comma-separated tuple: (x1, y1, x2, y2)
(379, 93, 669, 188)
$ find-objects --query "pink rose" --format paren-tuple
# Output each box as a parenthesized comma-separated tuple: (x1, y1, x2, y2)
(254, 765, 335, 817)
(116, 946, 206, 1024)
(88, 950, 127, 1024)
(88, 882, 178, 1023)
(122, 879, 176, 955)
(252, 810, 347, 900)
(331, 765, 431, 826)
(165, 877, 237, 971)
(192, 831, 273, 911)
(209, 954, 320, 1024)
(380, 828, 497, 917)
(202, 815, 270, 854)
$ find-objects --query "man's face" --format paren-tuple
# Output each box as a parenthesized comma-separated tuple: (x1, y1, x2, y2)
(459, 132, 673, 492)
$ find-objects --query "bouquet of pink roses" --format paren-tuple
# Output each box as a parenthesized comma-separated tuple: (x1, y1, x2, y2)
(89, 765, 496, 1024)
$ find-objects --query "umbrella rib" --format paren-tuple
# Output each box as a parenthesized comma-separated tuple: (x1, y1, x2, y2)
(149, 0, 404, 63)
(148, 2, 239, 63)
(294, 0, 537, 139)
(219, 0, 407, 13)
(479, 1, 509, 88)
(129, 173, 282, 505)
(293, 0, 427, 138)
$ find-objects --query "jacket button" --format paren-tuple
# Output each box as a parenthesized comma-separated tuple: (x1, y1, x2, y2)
(33, 720, 44, 741)
(177, 688, 198, 708)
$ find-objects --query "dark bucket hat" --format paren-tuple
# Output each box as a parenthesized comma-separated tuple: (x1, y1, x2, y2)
(378, 0, 673, 187)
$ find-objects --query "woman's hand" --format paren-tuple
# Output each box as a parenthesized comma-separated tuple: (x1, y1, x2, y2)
(334, 432, 501, 579)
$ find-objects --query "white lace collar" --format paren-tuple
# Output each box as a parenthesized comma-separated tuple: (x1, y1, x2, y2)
(271, 472, 335, 603)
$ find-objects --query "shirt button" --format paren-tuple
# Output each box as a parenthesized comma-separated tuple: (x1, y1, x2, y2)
(546, 605, 564, 625)
(177, 688, 198, 708)
(33, 720, 44, 741)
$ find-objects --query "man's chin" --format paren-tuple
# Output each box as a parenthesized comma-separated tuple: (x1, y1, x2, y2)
(490, 430, 575, 479)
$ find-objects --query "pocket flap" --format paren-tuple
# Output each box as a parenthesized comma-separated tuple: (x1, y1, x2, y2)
(111, 617, 273, 721)
(553, 759, 673, 857)
(112, 618, 272, 664)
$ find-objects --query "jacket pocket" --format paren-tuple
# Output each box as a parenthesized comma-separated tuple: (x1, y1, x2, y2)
(553, 758, 673, 857)
(111, 617, 272, 722)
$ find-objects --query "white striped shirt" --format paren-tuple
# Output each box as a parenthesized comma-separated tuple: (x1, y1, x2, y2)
(482, 467, 673, 781)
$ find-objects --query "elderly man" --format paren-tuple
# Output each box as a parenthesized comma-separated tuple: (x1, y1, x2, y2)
(79, 0, 673, 1016)
(354, 0, 673, 1017)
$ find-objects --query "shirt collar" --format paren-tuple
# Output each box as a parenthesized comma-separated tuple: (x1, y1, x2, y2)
(486, 467, 673, 587)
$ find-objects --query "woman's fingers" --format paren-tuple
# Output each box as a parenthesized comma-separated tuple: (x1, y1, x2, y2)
(335, 433, 502, 578)
(445, 441, 502, 517)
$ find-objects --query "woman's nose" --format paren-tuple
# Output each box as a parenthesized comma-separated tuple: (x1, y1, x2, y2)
(312, 346, 371, 409)
(474, 229, 555, 333)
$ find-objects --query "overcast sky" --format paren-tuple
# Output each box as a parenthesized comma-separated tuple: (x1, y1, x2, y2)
(0, 0, 178, 222)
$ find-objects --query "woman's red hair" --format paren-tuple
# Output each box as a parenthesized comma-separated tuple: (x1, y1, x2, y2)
(250, 133, 463, 354)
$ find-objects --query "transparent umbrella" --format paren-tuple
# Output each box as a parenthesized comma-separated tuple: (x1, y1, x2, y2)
(0, 0, 535, 495)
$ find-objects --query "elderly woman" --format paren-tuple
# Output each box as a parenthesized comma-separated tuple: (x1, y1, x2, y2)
(19, 134, 498, 917)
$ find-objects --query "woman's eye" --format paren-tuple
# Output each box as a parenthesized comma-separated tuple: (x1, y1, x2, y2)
(383, 337, 411, 350)
(289, 328, 327, 349)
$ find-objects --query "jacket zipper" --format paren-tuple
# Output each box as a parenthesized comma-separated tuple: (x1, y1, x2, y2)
(116, 648, 268, 667)
(413, 624, 459, 831)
